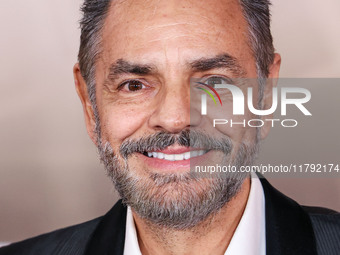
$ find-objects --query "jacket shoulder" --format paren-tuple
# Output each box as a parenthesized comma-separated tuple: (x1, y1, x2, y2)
(303, 206, 340, 255)
(0, 217, 102, 255)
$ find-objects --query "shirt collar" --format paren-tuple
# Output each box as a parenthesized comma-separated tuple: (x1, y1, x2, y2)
(225, 174, 266, 255)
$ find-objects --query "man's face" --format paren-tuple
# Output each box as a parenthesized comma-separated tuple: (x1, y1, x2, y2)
(96, 0, 258, 164)
(77, 0, 271, 228)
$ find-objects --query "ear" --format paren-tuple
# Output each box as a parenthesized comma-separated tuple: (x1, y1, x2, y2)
(260, 53, 281, 140)
(73, 63, 98, 145)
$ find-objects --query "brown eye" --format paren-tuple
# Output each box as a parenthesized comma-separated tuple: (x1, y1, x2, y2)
(206, 77, 228, 87)
(127, 80, 144, 91)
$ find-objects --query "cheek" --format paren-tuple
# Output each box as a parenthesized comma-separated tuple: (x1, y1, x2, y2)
(100, 106, 149, 146)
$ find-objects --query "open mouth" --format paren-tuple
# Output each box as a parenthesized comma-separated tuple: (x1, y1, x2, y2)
(142, 150, 209, 161)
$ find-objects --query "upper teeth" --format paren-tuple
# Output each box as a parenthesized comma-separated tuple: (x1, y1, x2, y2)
(146, 150, 207, 161)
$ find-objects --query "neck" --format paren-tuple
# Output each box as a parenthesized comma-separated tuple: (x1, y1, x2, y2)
(132, 177, 251, 255)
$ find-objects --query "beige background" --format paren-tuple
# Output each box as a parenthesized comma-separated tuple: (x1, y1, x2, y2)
(0, 0, 339, 243)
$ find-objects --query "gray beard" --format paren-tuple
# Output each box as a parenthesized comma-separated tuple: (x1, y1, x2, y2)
(97, 130, 259, 230)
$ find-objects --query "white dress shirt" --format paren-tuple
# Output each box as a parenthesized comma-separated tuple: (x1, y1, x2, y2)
(124, 175, 266, 255)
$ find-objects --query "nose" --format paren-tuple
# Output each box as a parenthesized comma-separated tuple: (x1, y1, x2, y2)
(148, 84, 200, 133)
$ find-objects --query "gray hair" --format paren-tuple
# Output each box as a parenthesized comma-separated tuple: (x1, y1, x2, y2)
(78, 0, 274, 114)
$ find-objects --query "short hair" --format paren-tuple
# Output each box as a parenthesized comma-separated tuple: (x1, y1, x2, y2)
(78, 0, 274, 107)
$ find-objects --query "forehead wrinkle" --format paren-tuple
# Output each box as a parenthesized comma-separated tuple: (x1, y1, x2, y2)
(132, 22, 205, 40)
(142, 22, 197, 32)
(101, 0, 254, 79)
(146, 34, 197, 44)
(105, 0, 247, 43)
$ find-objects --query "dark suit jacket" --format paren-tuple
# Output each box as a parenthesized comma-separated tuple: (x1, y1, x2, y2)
(1, 178, 339, 255)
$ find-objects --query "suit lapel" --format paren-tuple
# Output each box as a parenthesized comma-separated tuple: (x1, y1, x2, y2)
(84, 200, 126, 255)
(260, 178, 318, 255)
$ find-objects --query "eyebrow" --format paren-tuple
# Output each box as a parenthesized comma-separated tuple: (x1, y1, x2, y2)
(105, 53, 246, 84)
(189, 53, 246, 76)
(107, 59, 156, 81)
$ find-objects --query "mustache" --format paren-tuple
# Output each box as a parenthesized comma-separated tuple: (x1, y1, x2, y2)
(119, 129, 233, 159)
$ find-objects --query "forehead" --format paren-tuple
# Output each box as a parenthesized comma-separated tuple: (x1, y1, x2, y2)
(100, 0, 252, 70)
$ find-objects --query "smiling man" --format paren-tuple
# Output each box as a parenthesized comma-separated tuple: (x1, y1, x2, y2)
(74, 0, 275, 253)
(1, 0, 339, 255)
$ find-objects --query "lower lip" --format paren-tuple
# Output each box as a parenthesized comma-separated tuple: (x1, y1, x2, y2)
(137, 151, 212, 172)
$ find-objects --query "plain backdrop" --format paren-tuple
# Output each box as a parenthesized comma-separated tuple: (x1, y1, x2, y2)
(0, 0, 339, 243)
